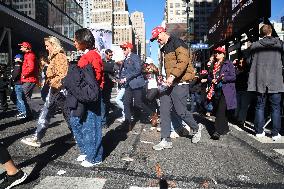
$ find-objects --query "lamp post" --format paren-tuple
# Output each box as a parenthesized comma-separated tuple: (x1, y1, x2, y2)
(184, 0, 191, 49)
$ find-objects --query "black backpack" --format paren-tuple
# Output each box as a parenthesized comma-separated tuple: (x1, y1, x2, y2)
(63, 62, 99, 103)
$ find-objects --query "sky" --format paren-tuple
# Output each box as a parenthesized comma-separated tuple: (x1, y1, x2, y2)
(127, 0, 165, 64)
(127, 0, 284, 64)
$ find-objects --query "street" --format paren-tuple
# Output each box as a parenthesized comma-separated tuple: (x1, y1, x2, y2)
(1, 95, 284, 189)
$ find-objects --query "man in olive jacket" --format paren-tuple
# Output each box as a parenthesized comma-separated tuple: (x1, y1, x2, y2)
(248, 24, 284, 141)
(150, 26, 203, 151)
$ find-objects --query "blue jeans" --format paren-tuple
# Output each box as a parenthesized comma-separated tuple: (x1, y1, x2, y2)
(14, 85, 26, 115)
(254, 93, 282, 136)
(190, 92, 201, 113)
(115, 88, 125, 117)
(70, 109, 103, 164)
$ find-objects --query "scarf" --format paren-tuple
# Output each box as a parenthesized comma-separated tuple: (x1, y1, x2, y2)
(207, 62, 222, 100)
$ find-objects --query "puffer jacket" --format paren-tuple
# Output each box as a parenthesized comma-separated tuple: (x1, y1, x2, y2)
(161, 36, 195, 83)
(21, 51, 38, 83)
(46, 51, 68, 89)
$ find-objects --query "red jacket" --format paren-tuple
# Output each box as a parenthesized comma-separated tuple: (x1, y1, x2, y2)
(21, 51, 38, 83)
(77, 50, 104, 89)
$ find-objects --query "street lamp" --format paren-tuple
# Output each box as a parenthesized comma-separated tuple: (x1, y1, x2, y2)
(183, 0, 191, 48)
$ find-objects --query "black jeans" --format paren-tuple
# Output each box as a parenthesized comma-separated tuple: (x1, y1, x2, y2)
(160, 84, 198, 140)
(22, 82, 41, 114)
(123, 87, 153, 122)
(0, 143, 11, 164)
(0, 90, 8, 111)
(214, 94, 229, 135)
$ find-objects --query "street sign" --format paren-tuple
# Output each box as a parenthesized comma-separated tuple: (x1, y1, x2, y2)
(191, 43, 209, 49)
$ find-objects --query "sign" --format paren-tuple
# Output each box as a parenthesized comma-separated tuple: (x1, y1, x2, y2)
(191, 43, 209, 49)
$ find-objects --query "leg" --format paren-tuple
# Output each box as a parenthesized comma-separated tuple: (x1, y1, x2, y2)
(214, 94, 229, 135)
(254, 93, 266, 134)
(14, 85, 27, 115)
(0, 90, 8, 111)
(160, 91, 173, 141)
(115, 88, 125, 118)
(22, 82, 40, 114)
(269, 93, 282, 136)
(70, 116, 86, 155)
(123, 87, 133, 123)
(132, 88, 153, 117)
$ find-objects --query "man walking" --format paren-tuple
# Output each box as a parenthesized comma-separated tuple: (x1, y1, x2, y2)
(248, 24, 284, 141)
(19, 41, 40, 116)
(150, 26, 203, 150)
(119, 42, 158, 130)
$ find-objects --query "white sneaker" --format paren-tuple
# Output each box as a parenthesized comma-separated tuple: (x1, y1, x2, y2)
(192, 124, 204, 143)
(255, 131, 265, 138)
(152, 138, 173, 151)
(272, 134, 281, 141)
(170, 131, 180, 139)
(117, 117, 125, 123)
(76, 155, 87, 162)
(81, 160, 102, 167)
(21, 136, 41, 147)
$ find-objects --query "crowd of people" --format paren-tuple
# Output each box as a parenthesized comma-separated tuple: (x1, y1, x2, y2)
(0, 24, 283, 188)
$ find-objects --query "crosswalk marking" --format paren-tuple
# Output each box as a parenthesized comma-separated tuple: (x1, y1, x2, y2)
(33, 176, 106, 189)
(274, 149, 284, 156)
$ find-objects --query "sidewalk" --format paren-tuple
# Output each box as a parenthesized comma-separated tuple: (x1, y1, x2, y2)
(1, 101, 284, 188)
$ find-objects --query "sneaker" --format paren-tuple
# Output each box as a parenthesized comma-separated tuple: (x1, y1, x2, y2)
(255, 131, 265, 138)
(170, 131, 180, 139)
(16, 113, 26, 119)
(0, 170, 27, 189)
(81, 160, 102, 167)
(117, 117, 125, 123)
(21, 136, 42, 147)
(272, 133, 281, 141)
(76, 154, 87, 162)
(192, 124, 204, 143)
(152, 138, 173, 151)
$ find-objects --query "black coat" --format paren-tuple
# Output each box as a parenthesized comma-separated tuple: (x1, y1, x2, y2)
(0, 64, 8, 91)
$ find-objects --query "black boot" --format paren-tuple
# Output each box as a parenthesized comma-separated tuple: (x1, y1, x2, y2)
(211, 132, 220, 140)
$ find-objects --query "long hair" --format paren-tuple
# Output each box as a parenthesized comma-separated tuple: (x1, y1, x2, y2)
(44, 36, 64, 59)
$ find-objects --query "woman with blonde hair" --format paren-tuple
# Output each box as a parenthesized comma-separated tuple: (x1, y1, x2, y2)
(21, 36, 70, 147)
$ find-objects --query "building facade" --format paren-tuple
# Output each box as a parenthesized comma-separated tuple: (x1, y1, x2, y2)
(130, 11, 146, 59)
(76, 0, 92, 28)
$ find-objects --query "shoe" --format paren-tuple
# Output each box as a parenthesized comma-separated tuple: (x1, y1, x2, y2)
(16, 113, 27, 119)
(0, 170, 27, 189)
(170, 131, 180, 139)
(117, 117, 125, 123)
(76, 154, 87, 162)
(192, 124, 204, 143)
(150, 112, 158, 127)
(211, 132, 220, 140)
(152, 138, 173, 151)
(81, 160, 102, 167)
(21, 136, 42, 147)
(272, 133, 281, 141)
(255, 131, 265, 138)
(184, 125, 191, 133)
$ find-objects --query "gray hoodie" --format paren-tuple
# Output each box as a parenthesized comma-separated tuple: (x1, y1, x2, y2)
(247, 36, 284, 93)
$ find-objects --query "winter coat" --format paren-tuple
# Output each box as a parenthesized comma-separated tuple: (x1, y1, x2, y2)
(0, 64, 8, 91)
(220, 60, 237, 110)
(161, 36, 195, 83)
(12, 61, 22, 85)
(123, 53, 145, 89)
(247, 36, 284, 93)
(46, 51, 68, 89)
(21, 51, 38, 83)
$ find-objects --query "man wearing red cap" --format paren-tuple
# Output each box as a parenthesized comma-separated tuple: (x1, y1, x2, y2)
(119, 42, 158, 129)
(150, 26, 203, 150)
(19, 41, 40, 116)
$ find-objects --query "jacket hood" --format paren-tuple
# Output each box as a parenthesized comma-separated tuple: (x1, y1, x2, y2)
(259, 36, 278, 47)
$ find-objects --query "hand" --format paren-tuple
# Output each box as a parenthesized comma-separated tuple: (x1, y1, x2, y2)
(212, 79, 217, 84)
(119, 78, 126, 84)
(201, 79, 207, 83)
(165, 76, 174, 87)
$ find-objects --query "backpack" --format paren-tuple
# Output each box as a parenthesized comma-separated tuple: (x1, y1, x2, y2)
(63, 61, 99, 103)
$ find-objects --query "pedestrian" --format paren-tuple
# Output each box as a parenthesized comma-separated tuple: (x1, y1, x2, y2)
(21, 36, 70, 147)
(18, 41, 41, 116)
(208, 47, 237, 140)
(0, 64, 8, 113)
(0, 143, 28, 189)
(67, 28, 104, 167)
(247, 24, 284, 141)
(101, 49, 116, 127)
(11, 54, 27, 119)
(119, 42, 158, 130)
(150, 26, 203, 151)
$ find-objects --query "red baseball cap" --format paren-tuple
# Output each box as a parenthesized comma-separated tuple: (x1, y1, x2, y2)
(214, 47, 226, 54)
(18, 42, 32, 49)
(120, 42, 133, 49)
(150, 26, 166, 42)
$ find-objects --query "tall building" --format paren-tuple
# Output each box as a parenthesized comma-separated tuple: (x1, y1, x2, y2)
(91, 0, 112, 30)
(281, 16, 284, 31)
(272, 21, 284, 41)
(130, 11, 146, 59)
(193, 0, 219, 43)
(166, 0, 192, 24)
(113, 0, 134, 46)
(76, 0, 92, 28)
